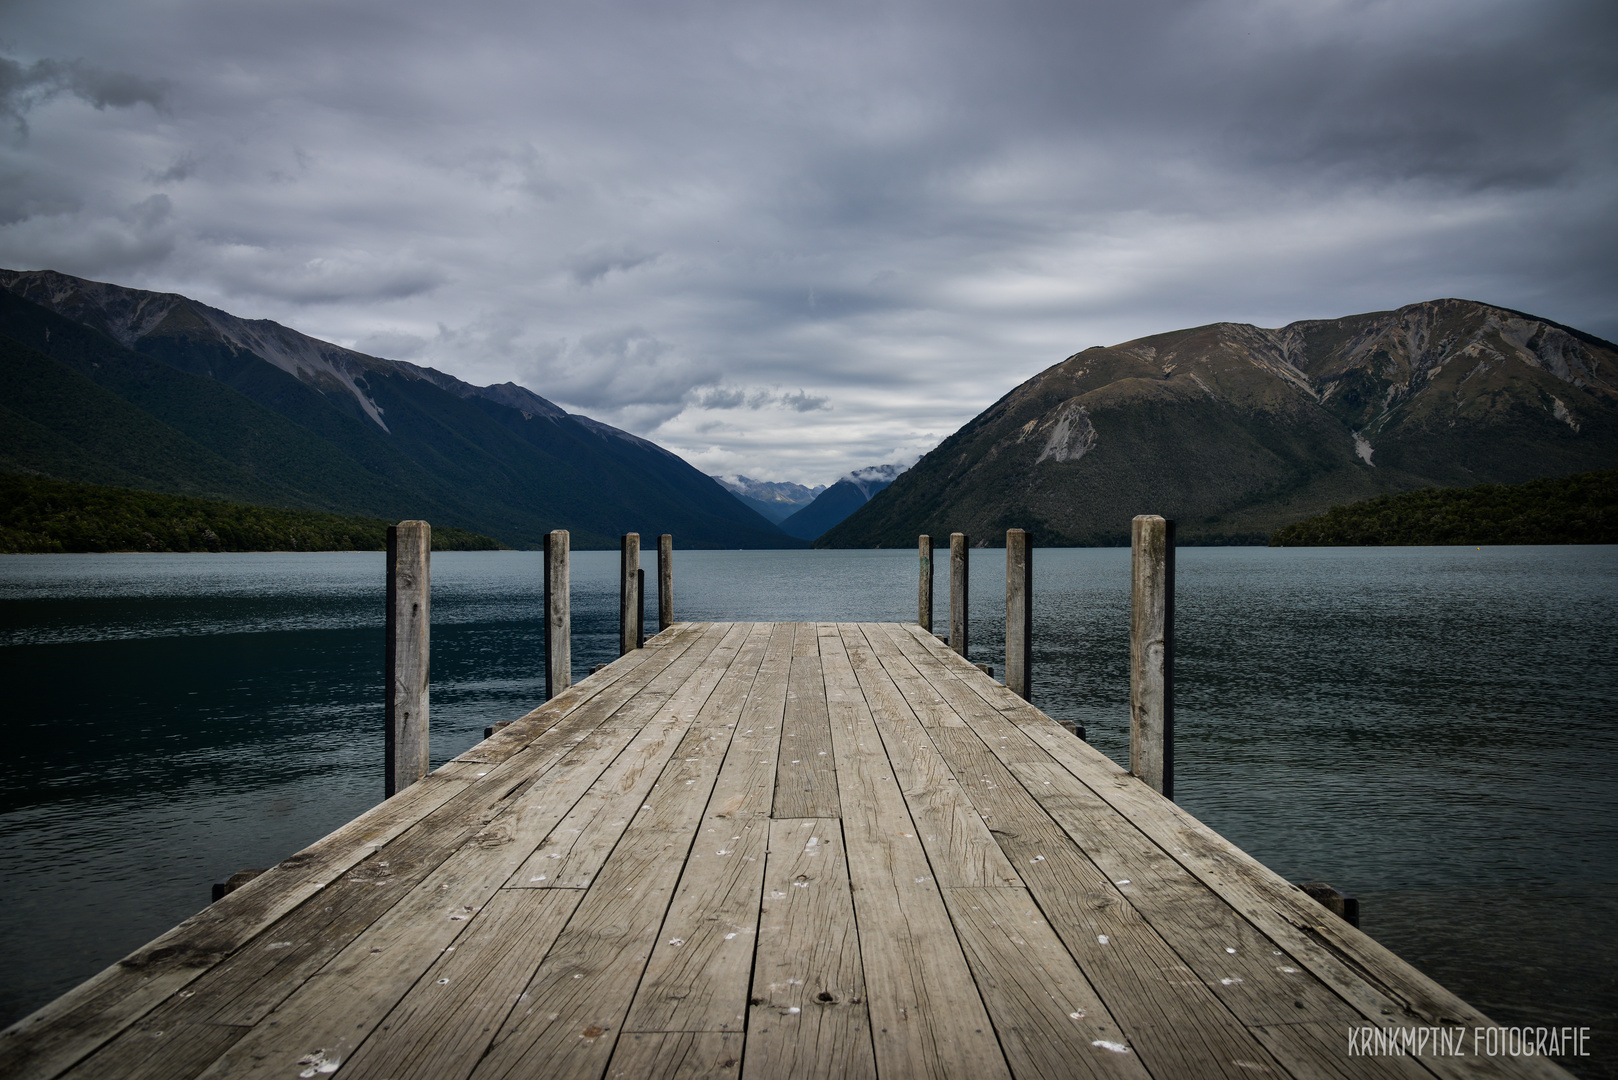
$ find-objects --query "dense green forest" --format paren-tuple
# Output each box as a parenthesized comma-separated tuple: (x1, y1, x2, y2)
(0, 473, 502, 553)
(1269, 469, 1618, 546)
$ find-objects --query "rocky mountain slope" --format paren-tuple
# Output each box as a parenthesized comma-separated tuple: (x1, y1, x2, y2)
(0, 269, 798, 548)
(779, 463, 907, 540)
(819, 299, 1618, 546)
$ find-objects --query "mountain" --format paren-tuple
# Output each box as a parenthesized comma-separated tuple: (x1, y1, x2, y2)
(711, 474, 825, 523)
(0, 268, 801, 549)
(779, 463, 908, 540)
(818, 299, 1618, 547)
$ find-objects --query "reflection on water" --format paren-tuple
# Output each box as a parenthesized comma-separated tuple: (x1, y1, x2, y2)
(1, 547, 1614, 1075)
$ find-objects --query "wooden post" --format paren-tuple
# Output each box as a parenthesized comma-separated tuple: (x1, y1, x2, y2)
(637, 568, 646, 649)
(658, 533, 674, 631)
(1130, 515, 1174, 799)
(917, 534, 933, 632)
(1005, 528, 1032, 700)
(385, 520, 430, 798)
(620, 532, 640, 655)
(949, 532, 969, 657)
(544, 529, 570, 700)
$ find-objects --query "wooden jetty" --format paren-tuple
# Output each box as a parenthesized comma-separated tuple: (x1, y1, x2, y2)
(1, 617, 1572, 1079)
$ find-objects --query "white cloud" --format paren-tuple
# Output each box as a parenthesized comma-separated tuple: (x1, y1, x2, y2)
(0, 0, 1613, 485)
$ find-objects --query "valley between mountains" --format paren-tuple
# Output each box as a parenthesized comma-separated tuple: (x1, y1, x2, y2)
(3, 268, 1614, 549)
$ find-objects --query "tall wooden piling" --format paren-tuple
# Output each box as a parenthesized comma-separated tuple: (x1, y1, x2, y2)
(1006, 528, 1032, 700)
(1130, 515, 1174, 799)
(918, 534, 933, 632)
(658, 533, 674, 631)
(620, 532, 640, 655)
(950, 532, 969, 657)
(637, 568, 646, 649)
(544, 529, 570, 700)
(385, 520, 430, 798)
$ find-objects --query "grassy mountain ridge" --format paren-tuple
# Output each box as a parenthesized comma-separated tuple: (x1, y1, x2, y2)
(1269, 470, 1618, 546)
(819, 299, 1618, 547)
(0, 473, 501, 553)
(0, 270, 802, 549)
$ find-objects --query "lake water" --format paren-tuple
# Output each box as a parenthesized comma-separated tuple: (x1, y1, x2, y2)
(2, 546, 1615, 1076)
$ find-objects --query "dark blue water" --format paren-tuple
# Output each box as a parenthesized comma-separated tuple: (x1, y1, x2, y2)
(2, 547, 1614, 1074)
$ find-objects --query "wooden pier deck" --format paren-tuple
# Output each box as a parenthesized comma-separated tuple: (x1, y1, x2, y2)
(3, 622, 1570, 1080)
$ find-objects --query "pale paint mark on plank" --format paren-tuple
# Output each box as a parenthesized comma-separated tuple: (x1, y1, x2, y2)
(69, 624, 742, 1080)
(745, 818, 875, 1080)
(896, 619, 1566, 1080)
(465, 626, 767, 1080)
(822, 624, 1010, 1080)
(927, 723, 1286, 1080)
(606, 1031, 744, 1079)
(846, 624, 1021, 888)
(0, 770, 474, 1080)
(619, 624, 795, 1034)
(1011, 761, 1364, 1029)
(337, 889, 583, 1080)
(892, 622, 1569, 1080)
(945, 887, 1153, 1080)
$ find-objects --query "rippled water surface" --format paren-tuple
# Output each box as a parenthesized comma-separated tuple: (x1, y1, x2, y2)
(2, 547, 1614, 1074)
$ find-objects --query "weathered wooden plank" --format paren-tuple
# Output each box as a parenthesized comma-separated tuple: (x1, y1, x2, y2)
(455, 620, 709, 765)
(745, 818, 875, 1080)
(1011, 760, 1366, 1029)
(925, 722, 1287, 1080)
(822, 624, 1010, 1080)
(841, 625, 1020, 889)
(945, 887, 1153, 1080)
(334, 888, 584, 1080)
(0, 768, 475, 1080)
(465, 625, 765, 1080)
(616, 623, 793, 1033)
(1250, 1022, 1439, 1080)
(772, 630, 838, 819)
(62, 624, 740, 1079)
(893, 622, 1572, 1080)
(606, 1031, 744, 1079)
(508, 623, 761, 889)
(386, 520, 431, 796)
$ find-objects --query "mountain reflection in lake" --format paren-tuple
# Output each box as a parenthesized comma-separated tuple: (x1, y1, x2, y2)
(2, 547, 1614, 1075)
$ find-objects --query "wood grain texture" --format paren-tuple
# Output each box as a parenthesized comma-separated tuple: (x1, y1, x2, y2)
(772, 632, 839, 819)
(949, 532, 969, 656)
(917, 534, 932, 633)
(18, 620, 1570, 1080)
(945, 887, 1152, 1080)
(621, 532, 640, 655)
(386, 520, 431, 797)
(1129, 514, 1172, 798)
(745, 818, 875, 1080)
(1005, 528, 1032, 701)
(546, 528, 571, 700)
(823, 624, 1010, 1080)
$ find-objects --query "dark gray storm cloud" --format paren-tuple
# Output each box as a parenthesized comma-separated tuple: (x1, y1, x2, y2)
(1, 0, 1613, 482)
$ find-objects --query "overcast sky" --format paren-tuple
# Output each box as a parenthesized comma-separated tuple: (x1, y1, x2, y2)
(3, 0, 1614, 484)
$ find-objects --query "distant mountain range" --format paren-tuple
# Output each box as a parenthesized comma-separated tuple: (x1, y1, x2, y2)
(820, 299, 1618, 546)
(710, 474, 824, 523)
(0, 269, 801, 549)
(777, 463, 908, 540)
